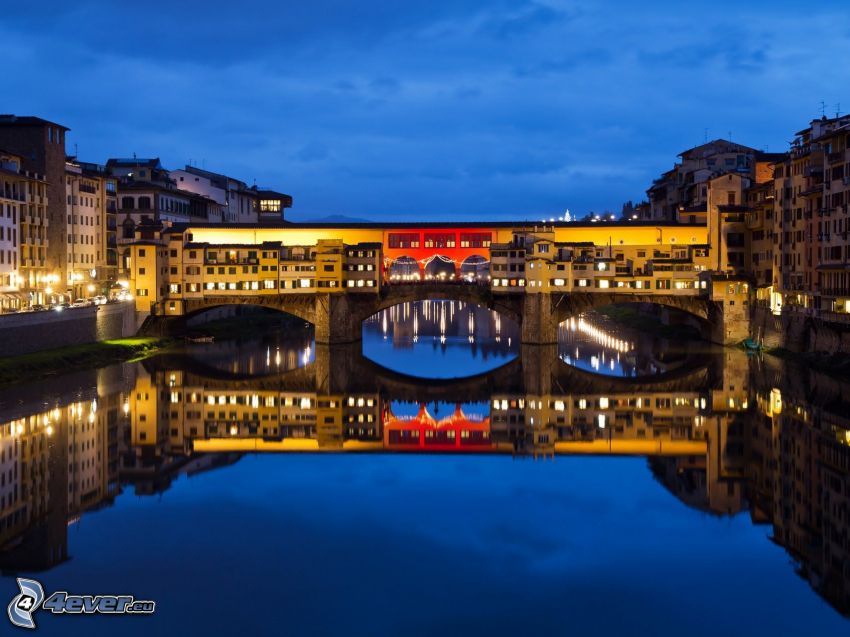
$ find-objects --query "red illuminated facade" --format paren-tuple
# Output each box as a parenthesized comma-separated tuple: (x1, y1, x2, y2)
(383, 403, 492, 451)
(382, 226, 494, 278)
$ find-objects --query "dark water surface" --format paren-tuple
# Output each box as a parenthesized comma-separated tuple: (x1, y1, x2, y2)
(0, 303, 848, 636)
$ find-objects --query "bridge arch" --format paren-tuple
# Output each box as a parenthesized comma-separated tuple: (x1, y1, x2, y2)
(459, 254, 489, 283)
(387, 255, 421, 282)
(423, 255, 456, 281)
(553, 292, 716, 325)
(363, 284, 523, 327)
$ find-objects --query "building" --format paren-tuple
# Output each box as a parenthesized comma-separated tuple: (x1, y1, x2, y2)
(706, 172, 750, 274)
(106, 158, 224, 232)
(0, 148, 51, 309)
(647, 139, 782, 222)
(746, 178, 775, 291)
(78, 161, 119, 290)
(170, 165, 265, 224)
(770, 115, 850, 313)
(254, 188, 292, 222)
(0, 115, 69, 300)
(0, 150, 24, 311)
(64, 160, 104, 299)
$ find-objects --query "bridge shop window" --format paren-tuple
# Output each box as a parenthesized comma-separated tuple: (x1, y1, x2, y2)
(424, 233, 456, 249)
(388, 233, 420, 249)
(459, 232, 491, 248)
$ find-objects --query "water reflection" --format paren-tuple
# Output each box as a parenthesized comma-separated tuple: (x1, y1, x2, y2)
(362, 300, 519, 377)
(363, 301, 701, 379)
(179, 328, 314, 376)
(559, 313, 701, 377)
(0, 344, 848, 620)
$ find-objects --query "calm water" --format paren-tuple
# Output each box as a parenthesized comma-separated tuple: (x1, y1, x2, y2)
(0, 303, 848, 636)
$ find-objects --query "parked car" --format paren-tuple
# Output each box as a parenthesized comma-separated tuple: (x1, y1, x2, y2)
(30, 304, 48, 312)
(92, 295, 108, 305)
(71, 298, 91, 308)
(51, 302, 70, 312)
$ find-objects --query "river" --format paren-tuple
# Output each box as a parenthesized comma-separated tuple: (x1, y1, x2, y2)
(0, 301, 847, 636)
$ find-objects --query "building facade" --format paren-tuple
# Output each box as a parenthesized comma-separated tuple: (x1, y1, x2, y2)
(0, 115, 69, 303)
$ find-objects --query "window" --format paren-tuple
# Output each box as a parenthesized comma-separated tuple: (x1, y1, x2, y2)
(424, 233, 456, 248)
(459, 232, 491, 248)
(260, 199, 281, 212)
(388, 233, 419, 249)
(323, 264, 334, 272)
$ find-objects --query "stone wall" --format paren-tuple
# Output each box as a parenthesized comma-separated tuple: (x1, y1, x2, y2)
(752, 305, 850, 354)
(0, 303, 136, 357)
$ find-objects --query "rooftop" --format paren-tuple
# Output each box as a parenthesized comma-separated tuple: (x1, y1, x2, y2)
(164, 219, 705, 232)
(0, 114, 70, 131)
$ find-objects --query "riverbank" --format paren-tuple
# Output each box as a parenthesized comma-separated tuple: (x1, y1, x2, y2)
(0, 337, 174, 387)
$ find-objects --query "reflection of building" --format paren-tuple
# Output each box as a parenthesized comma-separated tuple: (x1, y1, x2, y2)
(383, 403, 490, 451)
(2, 345, 849, 617)
(0, 366, 129, 570)
(751, 387, 850, 615)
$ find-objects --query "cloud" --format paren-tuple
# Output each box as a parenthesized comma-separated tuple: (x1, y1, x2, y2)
(2, 1, 849, 219)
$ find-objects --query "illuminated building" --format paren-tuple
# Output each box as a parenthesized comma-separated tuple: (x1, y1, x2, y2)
(118, 221, 755, 344)
(64, 159, 110, 298)
(0, 115, 69, 303)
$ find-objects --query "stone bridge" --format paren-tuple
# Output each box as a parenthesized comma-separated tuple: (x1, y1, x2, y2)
(142, 283, 727, 344)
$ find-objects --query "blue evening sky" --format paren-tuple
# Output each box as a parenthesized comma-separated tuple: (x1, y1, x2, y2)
(4, 1, 850, 220)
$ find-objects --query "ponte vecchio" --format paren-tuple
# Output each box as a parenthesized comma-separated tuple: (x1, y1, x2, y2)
(128, 220, 751, 344)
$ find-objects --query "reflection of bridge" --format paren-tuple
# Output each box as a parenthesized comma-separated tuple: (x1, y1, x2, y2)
(133, 343, 730, 458)
(145, 343, 720, 401)
(133, 222, 750, 344)
(4, 351, 848, 616)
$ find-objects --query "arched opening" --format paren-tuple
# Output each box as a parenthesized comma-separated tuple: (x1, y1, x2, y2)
(423, 256, 455, 281)
(176, 305, 315, 376)
(388, 256, 420, 282)
(557, 302, 709, 378)
(361, 299, 519, 378)
(459, 255, 489, 284)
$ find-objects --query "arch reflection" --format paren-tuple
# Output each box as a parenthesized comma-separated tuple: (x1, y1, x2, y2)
(0, 349, 848, 617)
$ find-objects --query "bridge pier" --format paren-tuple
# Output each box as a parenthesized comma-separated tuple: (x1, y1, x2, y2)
(707, 300, 750, 345)
(314, 294, 362, 344)
(521, 293, 558, 344)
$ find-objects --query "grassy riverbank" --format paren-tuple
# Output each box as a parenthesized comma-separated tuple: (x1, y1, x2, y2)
(0, 337, 174, 387)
